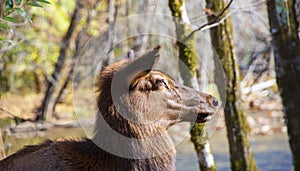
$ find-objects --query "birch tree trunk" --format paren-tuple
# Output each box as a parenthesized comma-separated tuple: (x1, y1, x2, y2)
(168, 1, 216, 170)
(267, 1, 300, 170)
(206, 1, 257, 170)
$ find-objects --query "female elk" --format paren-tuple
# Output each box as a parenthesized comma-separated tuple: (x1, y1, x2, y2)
(0, 46, 219, 170)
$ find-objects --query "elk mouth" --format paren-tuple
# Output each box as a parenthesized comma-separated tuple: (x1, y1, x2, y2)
(181, 112, 214, 123)
(196, 113, 213, 123)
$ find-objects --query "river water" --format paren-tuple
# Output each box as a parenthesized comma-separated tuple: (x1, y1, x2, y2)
(4, 127, 292, 171)
(176, 130, 293, 171)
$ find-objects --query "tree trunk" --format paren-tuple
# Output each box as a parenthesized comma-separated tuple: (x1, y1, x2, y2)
(169, 1, 216, 170)
(102, 0, 118, 69)
(0, 128, 4, 160)
(133, 0, 150, 52)
(0, 0, 6, 18)
(207, 1, 257, 171)
(267, 1, 300, 170)
(52, 1, 94, 114)
(37, 0, 81, 121)
(33, 70, 42, 93)
(52, 62, 75, 114)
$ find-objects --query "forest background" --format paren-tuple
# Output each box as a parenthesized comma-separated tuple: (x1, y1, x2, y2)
(0, 0, 299, 170)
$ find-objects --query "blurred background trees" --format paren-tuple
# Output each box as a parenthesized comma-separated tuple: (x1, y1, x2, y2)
(0, 0, 299, 170)
(37, 0, 82, 121)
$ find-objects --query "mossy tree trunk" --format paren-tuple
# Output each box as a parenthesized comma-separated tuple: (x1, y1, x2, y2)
(206, 1, 257, 171)
(267, 1, 300, 170)
(169, 1, 216, 170)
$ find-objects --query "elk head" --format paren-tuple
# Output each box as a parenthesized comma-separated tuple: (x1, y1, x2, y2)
(109, 45, 220, 127)
(94, 46, 220, 159)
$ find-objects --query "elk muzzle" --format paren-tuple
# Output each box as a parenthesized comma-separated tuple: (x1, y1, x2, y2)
(171, 85, 220, 123)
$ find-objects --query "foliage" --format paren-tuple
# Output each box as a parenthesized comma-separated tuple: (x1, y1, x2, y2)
(0, 0, 51, 40)
(0, 0, 75, 92)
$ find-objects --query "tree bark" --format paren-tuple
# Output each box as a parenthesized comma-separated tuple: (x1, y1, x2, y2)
(169, 1, 216, 170)
(0, 128, 4, 160)
(207, 1, 257, 171)
(267, 1, 300, 170)
(0, 0, 6, 18)
(102, 0, 118, 69)
(37, 0, 81, 121)
(52, 62, 75, 113)
(33, 69, 42, 93)
(132, 0, 150, 52)
(52, 1, 93, 114)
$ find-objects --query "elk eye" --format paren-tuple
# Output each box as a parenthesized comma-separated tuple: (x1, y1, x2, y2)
(156, 79, 169, 89)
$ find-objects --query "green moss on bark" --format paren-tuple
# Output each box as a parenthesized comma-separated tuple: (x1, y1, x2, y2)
(207, 0, 257, 170)
(168, 0, 183, 18)
(169, 1, 216, 170)
(190, 123, 217, 171)
(177, 35, 197, 86)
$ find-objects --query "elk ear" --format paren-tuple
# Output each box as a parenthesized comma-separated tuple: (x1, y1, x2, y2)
(124, 45, 160, 75)
(111, 46, 161, 97)
(124, 50, 135, 60)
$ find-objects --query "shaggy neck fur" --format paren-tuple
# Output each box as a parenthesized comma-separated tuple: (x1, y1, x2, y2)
(92, 60, 176, 170)
(0, 60, 176, 171)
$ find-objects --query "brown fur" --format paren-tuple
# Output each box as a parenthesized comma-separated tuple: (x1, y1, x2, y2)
(0, 46, 219, 171)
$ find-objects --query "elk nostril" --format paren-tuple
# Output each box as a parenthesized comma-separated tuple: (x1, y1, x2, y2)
(212, 98, 219, 107)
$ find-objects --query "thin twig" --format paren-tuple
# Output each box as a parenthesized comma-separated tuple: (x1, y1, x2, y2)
(182, 0, 267, 42)
(216, 0, 234, 19)
(182, 0, 234, 42)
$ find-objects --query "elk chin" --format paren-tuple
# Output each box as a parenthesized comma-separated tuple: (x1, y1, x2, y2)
(181, 112, 214, 123)
(195, 113, 213, 123)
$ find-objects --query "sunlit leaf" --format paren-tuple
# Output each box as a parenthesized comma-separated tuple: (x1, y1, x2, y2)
(0, 23, 10, 29)
(16, 8, 32, 23)
(3, 16, 18, 23)
(0, 37, 5, 41)
(27, 2, 43, 7)
(36, 0, 51, 4)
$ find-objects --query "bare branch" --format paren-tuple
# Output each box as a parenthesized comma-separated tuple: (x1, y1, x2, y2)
(183, 0, 266, 42)
(182, 0, 234, 42)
